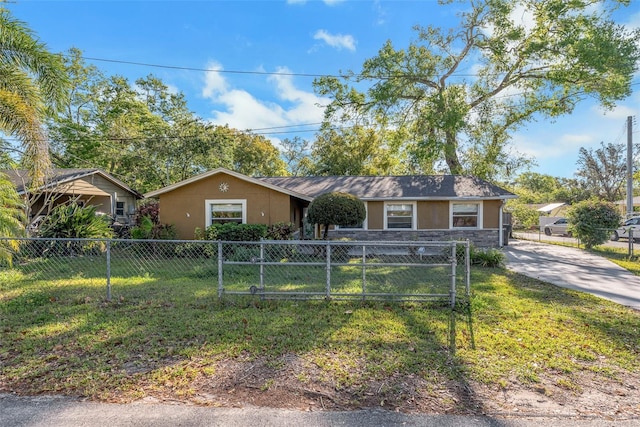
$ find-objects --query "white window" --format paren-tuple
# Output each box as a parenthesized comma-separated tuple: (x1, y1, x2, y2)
(115, 201, 125, 216)
(384, 202, 416, 229)
(205, 199, 246, 226)
(336, 202, 368, 230)
(451, 202, 481, 228)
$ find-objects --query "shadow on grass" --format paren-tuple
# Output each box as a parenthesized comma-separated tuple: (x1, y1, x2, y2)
(471, 267, 640, 382)
(1, 260, 484, 413)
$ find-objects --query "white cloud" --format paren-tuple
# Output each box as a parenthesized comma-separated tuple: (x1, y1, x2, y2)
(514, 132, 591, 161)
(201, 61, 228, 98)
(313, 29, 356, 51)
(593, 103, 638, 121)
(201, 62, 328, 135)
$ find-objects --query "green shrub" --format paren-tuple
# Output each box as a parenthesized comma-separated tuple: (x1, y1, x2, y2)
(505, 201, 540, 230)
(566, 200, 621, 248)
(450, 243, 505, 268)
(201, 223, 267, 242)
(470, 247, 505, 267)
(307, 192, 366, 239)
(266, 222, 297, 240)
(130, 216, 177, 240)
(38, 203, 114, 239)
(36, 203, 113, 256)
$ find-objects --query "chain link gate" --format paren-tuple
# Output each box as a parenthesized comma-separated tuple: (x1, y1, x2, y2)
(1, 238, 470, 307)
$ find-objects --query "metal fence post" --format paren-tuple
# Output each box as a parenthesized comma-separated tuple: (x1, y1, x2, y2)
(361, 243, 366, 300)
(259, 241, 265, 296)
(217, 240, 223, 299)
(450, 242, 457, 308)
(326, 241, 331, 299)
(106, 239, 112, 302)
(465, 241, 470, 297)
(630, 229, 634, 258)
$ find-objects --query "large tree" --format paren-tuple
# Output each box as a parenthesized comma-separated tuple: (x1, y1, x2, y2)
(314, 0, 640, 180)
(308, 124, 406, 176)
(575, 141, 630, 201)
(0, 7, 68, 184)
(49, 50, 284, 192)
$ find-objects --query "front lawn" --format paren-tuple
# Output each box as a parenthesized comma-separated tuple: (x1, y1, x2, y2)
(1, 259, 638, 415)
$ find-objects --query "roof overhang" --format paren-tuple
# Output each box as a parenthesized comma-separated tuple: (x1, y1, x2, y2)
(536, 202, 566, 212)
(144, 168, 314, 202)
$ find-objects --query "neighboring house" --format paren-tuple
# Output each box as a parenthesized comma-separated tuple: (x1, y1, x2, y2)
(535, 202, 567, 217)
(145, 168, 516, 247)
(4, 168, 143, 227)
(614, 196, 640, 217)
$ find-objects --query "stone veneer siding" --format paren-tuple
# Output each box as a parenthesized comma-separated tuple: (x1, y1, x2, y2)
(327, 229, 501, 248)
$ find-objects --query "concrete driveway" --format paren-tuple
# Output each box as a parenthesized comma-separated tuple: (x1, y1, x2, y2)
(503, 239, 640, 310)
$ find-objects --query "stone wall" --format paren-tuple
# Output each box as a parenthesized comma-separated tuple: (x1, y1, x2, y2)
(328, 229, 502, 248)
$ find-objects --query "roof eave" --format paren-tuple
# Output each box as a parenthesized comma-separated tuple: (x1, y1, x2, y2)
(144, 168, 314, 202)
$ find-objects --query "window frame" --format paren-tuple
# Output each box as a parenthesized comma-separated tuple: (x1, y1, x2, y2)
(115, 201, 125, 217)
(450, 201, 482, 229)
(383, 201, 417, 230)
(205, 199, 247, 227)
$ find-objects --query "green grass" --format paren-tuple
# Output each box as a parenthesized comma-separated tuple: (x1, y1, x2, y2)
(1, 253, 639, 408)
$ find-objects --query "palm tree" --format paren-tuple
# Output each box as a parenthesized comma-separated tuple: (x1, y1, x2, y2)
(0, 172, 24, 262)
(0, 7, 68, 185)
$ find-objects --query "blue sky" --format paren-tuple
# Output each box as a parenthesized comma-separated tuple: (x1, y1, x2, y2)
(7, 0, 640, 179)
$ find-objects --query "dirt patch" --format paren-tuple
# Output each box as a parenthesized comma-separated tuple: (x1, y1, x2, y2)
(133, 353, 640, 418)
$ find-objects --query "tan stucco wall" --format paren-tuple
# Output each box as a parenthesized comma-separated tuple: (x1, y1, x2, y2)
(157, 173, 293, 239)
(364, 200, 501, 231)
(483, 199, 502, 229)
(417, 201, 449, 229)
(366, 201, 384, 230)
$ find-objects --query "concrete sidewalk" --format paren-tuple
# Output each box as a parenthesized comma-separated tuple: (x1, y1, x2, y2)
(503, 239, 640, 310)
(2, 394, 639, 427)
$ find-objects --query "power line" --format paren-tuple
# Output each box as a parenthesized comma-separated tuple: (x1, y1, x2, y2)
(73, 54, 640, 88)
(79, 56, 344, 79)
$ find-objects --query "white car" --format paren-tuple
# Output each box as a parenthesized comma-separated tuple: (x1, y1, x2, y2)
(611, 216, 640, 241)
(543, 218, 571, 236)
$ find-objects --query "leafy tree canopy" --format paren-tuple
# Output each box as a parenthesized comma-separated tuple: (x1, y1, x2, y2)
(314, 0, 640, 182)
(48, 49, 287, 193)
(575, 141, 635, 202)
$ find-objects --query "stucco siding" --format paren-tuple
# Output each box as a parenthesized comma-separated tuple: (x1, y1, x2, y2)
(158, 172, 292, 239)
(417, 201, 449, 229)
(483, 200, 502, 229)
(366, 201, 384, 230)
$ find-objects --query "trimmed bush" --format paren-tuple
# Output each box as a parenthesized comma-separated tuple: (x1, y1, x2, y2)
(307, 192, 366, 239)
(566, 200, 621, 248)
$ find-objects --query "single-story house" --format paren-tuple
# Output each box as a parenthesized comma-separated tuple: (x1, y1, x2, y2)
(4, 168, 143, 226)
(145, 168, 517, 247)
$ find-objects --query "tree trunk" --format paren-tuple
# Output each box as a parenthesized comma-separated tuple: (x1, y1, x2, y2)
(444, 131, 463, 175)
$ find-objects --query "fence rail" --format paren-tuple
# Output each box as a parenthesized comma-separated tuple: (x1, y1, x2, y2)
(1, 238, 470, 306)
(513, 228, 636, 257)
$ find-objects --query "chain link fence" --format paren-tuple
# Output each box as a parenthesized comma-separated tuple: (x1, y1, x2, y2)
(512, 228, 637, 257)
(1, 238, 470, 306)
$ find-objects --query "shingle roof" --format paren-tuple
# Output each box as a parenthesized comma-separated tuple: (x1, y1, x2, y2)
(3, 168, 143, 198)
(259, 175, 515, 200)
